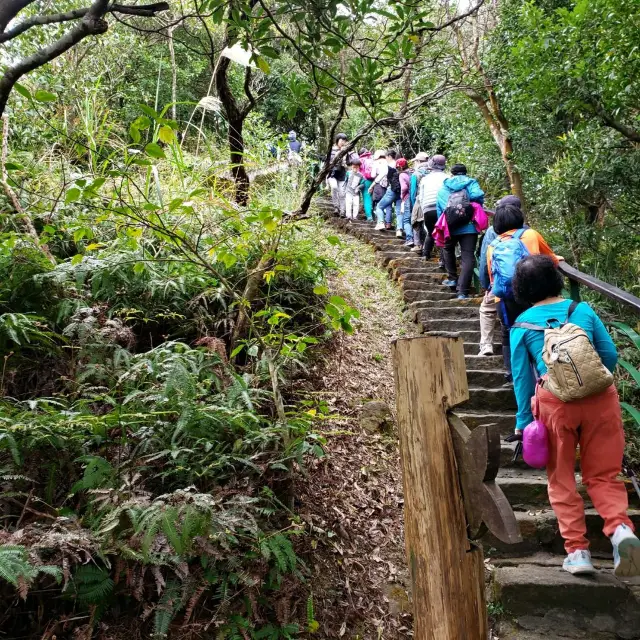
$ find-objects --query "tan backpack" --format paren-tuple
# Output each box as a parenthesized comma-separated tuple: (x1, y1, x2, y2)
(513, 301, 614, 402)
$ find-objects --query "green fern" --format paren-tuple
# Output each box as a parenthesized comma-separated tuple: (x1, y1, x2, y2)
(153, 579, 182, 638)
(73, 564, 114, 604)
(0, 545, 62, 591)
(70, 455, 114, 494)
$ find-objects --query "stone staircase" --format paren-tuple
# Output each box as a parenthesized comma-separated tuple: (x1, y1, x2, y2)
(325, 215, 640, 640)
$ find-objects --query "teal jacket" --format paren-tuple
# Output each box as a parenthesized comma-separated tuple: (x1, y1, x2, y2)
(510, 300, 618, 430)
(436, 175, 485, 236)
(409, 166, 429, 211)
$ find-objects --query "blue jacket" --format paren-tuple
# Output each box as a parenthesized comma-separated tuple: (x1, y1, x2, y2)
(510, 300, 618, 430)
(436, 175, 485, 236)
(478, 226, 498, 290)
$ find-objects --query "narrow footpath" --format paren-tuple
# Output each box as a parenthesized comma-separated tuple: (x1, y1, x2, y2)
(310, 209, 640, 640)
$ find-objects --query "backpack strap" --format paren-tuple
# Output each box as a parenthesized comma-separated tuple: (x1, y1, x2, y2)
(511, 321, 545, 331)
(566, 300, 580, 321)
(512, 228, 527, 240)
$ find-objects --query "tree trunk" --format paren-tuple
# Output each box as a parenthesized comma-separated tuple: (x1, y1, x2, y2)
(228, 114, 250, 205)
(469, 93, 525, 207)
(215, 51, 251, 205)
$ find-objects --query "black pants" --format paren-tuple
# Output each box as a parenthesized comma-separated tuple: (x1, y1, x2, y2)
(422, 208, 438, 259)
(442, 233, 478, 295)
(413, 222, 425, 250)
(499, 299, 529, 375)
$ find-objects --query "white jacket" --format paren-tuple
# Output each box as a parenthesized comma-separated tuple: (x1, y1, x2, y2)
(419, 170, 449, 211)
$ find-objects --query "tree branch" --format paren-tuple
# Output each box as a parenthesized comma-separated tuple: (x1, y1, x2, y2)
(418, 0, 486, 34)
(0, 2, 170, 43)
(587, 96, 640, 143)
(0, 0, 35, 33)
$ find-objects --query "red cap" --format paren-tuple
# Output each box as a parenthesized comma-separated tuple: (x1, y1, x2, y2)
(396, 158, 408, 169)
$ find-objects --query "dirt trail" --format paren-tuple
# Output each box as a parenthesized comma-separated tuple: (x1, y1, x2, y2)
(293, 228, 417, 639)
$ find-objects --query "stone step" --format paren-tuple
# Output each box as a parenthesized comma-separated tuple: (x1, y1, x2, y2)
(467, 368, 512, 387)
(403, 291, 458, 303)
(455, 409, 515, 435)
(417, 306, 481, 320)
(391, 266, 444, 277)
(464, 354, 506, 371)
(419, 316, 480, 331)
(491, 565, 640, 639)
(496, 473, 553, 508)
(404, 288, 456, 302)
(465, 342, 503, 356)
(461, 387, 516, 411)
(482, 508, 640, 557)
(423, 335, 504, 355)
(400, 272, 461, 285)
(424, 329, 486, 344)
(409, 297, 482, 309)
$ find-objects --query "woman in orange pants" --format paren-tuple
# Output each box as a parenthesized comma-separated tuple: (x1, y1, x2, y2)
(510, 255, 640, 577)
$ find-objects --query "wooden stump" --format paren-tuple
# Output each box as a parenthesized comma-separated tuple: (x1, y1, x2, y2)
(393, 336, 488, 640)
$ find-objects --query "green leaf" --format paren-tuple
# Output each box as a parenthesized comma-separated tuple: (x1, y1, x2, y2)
(4, 162, 23, 171)
(129, 124, 141, 143)
(71, 254, 84, 266)
(313, 285, 328, 295)
(610, 322, 640, 350)
(144, 142, 165, 159)
(65, 188, 81, 204)
(329, 295, 346, 306)
(256, 56, 271, 74)
(158, 125, 175, 144)
(326, 235, 341, 246)
(14, 83, 31, 99)
(621, 402, 640, 431)
(618, 359, 640, 387)
(33, 90, 57, 102)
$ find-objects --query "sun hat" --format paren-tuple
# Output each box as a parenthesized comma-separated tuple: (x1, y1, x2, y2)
(411, 152, 429, 162)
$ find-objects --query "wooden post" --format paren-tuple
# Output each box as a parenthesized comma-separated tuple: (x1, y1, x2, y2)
(393, 336, 488, 640)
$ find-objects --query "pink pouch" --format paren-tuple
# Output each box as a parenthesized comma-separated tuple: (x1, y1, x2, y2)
(522, 386, 549, 469)
(471, 202, 489, 233)
(433, 213, 450, 247)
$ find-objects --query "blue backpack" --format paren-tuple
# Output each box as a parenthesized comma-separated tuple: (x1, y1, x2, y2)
(490, 229, 529, 299)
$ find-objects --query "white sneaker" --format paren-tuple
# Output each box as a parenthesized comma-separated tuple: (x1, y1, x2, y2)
(612, 523, 640, 578)
(563, 549, 596, 575)
(374, 223, 385, 231)
(479, 344, 494, 356)
(395, 229, 403, 238)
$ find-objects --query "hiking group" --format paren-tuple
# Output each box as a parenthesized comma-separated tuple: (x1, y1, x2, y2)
(326, 133, 640, 580)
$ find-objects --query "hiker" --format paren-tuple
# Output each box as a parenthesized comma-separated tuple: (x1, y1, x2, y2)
(418, 154, 448, 261)
(478, 219, 499, 356)
(369, 150, 389, 217)
(486, 199, 559, 376)
(398, 158, 413, 246)
(436, 163, 484, 299)
(477, 195, 522, 356)
(359, 148, 375, 221)
(345, 157, 364, 221)
(409, 152, 430, 253)
(328, 133, 348, 216)
(509, 255, 640, 577)
(373, 150, 401, 232)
